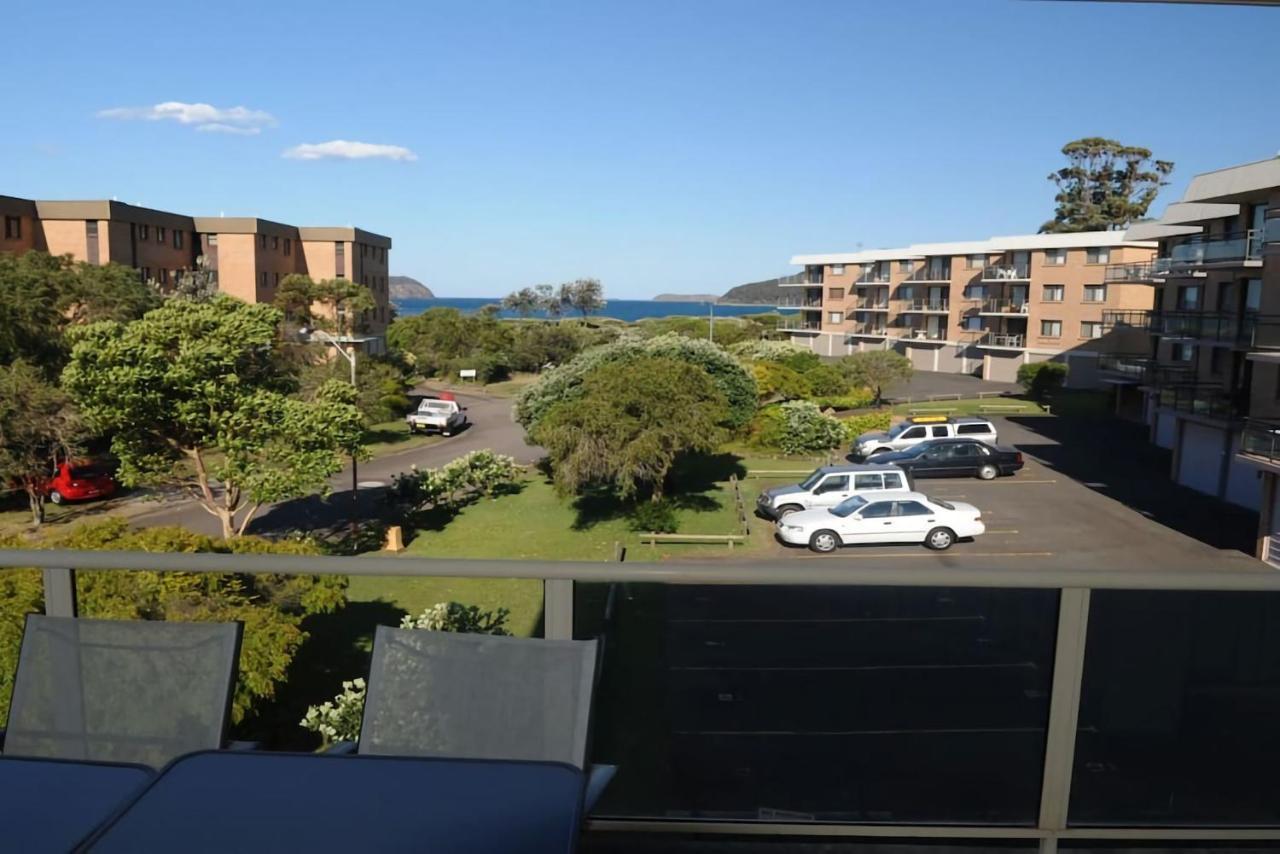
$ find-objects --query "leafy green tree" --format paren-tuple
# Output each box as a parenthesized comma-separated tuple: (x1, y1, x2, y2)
(0, 518, 345, 727)
(516, 333, 757, 430)
(63, 261, 159, 324)
(751, 362, 811, 402)
(0, 361, 87, 525)
(838, 350, 913, 405)
(298, 355, 412, 424)
(275, 275, 376, 336)
(164, 255, 219, 302)
(777, 400, 847, 455)
(536, 284, 563, 320)
(1017, 361, 1069, 401)
(558, 278, 605, 318)
(501, 287, 543, 318)
(530, 356, 728, 501)
(1041, 137, 1174, 233)
(803, 363, 850, 397)
(61, 296, 367, 539)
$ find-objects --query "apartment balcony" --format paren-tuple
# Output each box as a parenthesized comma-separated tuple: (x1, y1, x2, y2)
(1155, 383, 1246, 421)
(901, 326, 948, 342)
(776, 297, 823, 310)
(901, 267, 951, 283)
(1096, 353, 1196, 389)
(848, 323, 891, 339)
(9, 549, 1280, 850)
(972, 331, 1025, 350)
(777, 272, 823, 287)
(976, 298, 1029, 316)
(900, 299, 950, 314)
(1103, 260, 1170, 283)
(777, 316, 822, 332)
(854, 271, 890, 285)
(980, 263, 1030, 282)
(1240, 418, 1280, 465)
(855, 300, 890, 312)
(1165, 229, 1265, 274)
(1104, 310, 1280, 350)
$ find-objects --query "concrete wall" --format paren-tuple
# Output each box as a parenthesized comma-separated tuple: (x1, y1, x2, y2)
(984, 352, 1023, 383)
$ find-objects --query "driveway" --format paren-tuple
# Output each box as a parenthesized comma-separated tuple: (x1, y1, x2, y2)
(884, 370, 1021, 404)
(127, 384, 539, 538)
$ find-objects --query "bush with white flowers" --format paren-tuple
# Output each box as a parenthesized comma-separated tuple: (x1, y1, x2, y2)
(300, 602, 511, 746)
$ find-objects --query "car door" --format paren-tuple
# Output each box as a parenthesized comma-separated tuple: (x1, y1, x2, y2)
(852, 473, 885, 496)
(810, 474, 851, 508)
(912, 444, 956, 478)
(895, 425, 928, 449)
(840, 500, 896, 543)
(889, 499, 938, 542)
(948, 442, 983, 476)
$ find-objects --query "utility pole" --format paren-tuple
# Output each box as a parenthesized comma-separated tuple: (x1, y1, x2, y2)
(708, 301, 714, 343)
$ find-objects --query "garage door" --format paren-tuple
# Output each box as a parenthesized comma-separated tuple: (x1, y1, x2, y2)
(984, 354, 1021, 383)
(908, 346, 935, 371)
(1153, 410, 1177, 449)
(1176, 421, 1226, 497)
(1225, 433, 1262, 510)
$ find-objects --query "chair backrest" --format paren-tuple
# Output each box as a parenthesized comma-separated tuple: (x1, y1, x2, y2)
(360, 628, 597, 768)
(4, 615, 242, 768)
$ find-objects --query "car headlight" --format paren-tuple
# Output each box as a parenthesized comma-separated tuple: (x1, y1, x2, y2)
(782, 525, 803, 533)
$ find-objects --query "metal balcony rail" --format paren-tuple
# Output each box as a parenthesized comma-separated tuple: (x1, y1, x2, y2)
(777, 316, 821, 331)
(1096, 353, 1152, 377)
(850, 324, 890, 337)
(1241, 418, 1280, 464)
(903, 266, 951, 282)
(981, 263, 1031, 281)
(856, 300, 890, 311)
(855, 270, 891, 284)
(1166, 229, 1264, 271)
(1103, 260, 1170, 283)
(777, 272, 823, 286)
(979, 298, 1029, 315)
(1100, 309, 1152, 330)
(1156, 383, 1245, 420)
(776, 297, 823, 309)
(976, 332, 1025, 348)
(903, 299, 950, 312)
(903, 327, 947, 341)
(8, 549, 1280, 850)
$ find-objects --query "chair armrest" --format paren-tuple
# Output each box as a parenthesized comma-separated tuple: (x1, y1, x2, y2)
(584, 764, 616, 813)
(324, 741, 358, 755)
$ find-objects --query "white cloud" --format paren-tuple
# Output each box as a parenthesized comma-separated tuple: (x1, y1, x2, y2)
(96, 101, 276, 134)
(282, 140, 418, 162)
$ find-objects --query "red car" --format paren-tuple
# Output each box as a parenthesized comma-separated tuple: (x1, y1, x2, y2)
(46, 462, 118, 505)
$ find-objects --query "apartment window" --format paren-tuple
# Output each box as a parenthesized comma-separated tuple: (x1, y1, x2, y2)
(260, 272, 268, 289)
(140, 266, 151, 282)
(335, 241, 345, 277)
(159, 269, 169, 285)
(207, 234, 218, 246)
(1085, 247, 1110, 264)
(828, 287, 844, 300)
(381, 247, 387, 263)
(1210, 347, 1226, 375)
(157, 226, 166, 243)
(1173, 342, 1195, 362)
(85, 221, 99, 265)
(284, 238, 291, 256)
(963, 315, 982, 331)
(1044, 248, 1066, 266)
(1083, 284, 1107, 303)
(828, 312, 843, 325)
(3, 215, 20, 240)
(274, 272, 281, 287)
(967, 254, 985, 269)
(897, 260, 911, 275)
(173, 230, 183, 249)
(138, 224, 149, 241)
(899, 286, 914, 302)
(272, 236, 279, 250)
(1177, 285, 1201, 311)
(1043, 284, 1064, 302)
(1080, 321, 1102, 339)
(1040, 320, 1062, 338)
(831, 264, 845, 276)
(258, 234, 267, 249)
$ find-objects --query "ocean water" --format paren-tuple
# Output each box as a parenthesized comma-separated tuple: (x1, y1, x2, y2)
(393, 297, 791, 322)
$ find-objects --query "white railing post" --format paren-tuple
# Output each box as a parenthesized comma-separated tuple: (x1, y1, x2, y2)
(544, 578, 574, 640)
(1038, 587, 1091, 833)
(42, 567, 78, 617)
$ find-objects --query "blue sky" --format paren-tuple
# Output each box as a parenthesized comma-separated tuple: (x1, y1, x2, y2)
(3, 0, 1278, 299)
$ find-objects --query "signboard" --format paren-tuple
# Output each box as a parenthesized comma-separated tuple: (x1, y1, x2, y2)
(459, 369, 478, 380)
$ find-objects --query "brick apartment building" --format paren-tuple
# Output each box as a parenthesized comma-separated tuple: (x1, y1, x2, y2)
(0, 195, 392, 348)
(781, 232, 1157, 385)
(1094, 156, 1280, 560)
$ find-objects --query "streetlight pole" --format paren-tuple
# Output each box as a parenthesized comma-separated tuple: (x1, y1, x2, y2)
(303, 327, 359, 524)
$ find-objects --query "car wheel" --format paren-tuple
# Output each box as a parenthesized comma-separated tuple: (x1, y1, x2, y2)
(776, 504, 803, 518)
(49, 491, 64, 505)
(809, 530, 840, 553)
(925, 527, 955, 550)
(977, 464, 998, 480)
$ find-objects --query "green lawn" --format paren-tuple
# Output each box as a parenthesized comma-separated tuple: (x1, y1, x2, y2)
(361, 420, 446, 458)
(889, 397, 1049, 417)
(478, 372, 539, 398)
(345, 575, 545, 637)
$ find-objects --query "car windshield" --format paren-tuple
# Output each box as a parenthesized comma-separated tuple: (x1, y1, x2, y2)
(69, 466, 105, 478)
(799, 471, 824, 490)
(829, 495, 869, 518)
(898, 443, 932, 458)
(928, 497, 955, 510)
(887, 422, 911, 438)
(419, 401, 450, 412)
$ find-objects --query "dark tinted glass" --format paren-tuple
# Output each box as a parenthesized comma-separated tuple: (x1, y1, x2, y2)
(957, 424, 990, 435)
(1070, 590, 1280, 826)
(895, 501, 931, 516)
(861, 502, 893, 518)
(584, 584, 1059, 824)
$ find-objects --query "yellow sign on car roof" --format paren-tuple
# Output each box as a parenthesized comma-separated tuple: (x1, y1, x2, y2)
(907, 415, 949, 424)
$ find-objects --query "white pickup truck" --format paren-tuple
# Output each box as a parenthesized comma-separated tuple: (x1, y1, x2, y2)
(406, 398, 468, 436)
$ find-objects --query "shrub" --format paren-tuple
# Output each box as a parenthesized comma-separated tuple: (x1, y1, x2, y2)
(803, 363, 850, 397)
(746, 404, 787, 450)
(516, 333, 757, 429)
(751, 362, 811, 402)
(391, 449, 521, 511)
(1018, 360, 1068, 401)
(629, 499, 679, 533)
(778, 400, 847, 455)
(810, 389, 876, 411)
(838, 350, 913, 403)
(840, 411, 893, 442)
(727, 339, 805, 362)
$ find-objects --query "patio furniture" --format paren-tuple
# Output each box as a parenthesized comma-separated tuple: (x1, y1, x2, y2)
(77, 751, 583, 853)
(2, 615, 242, 768)
(355, 628, 615, 809)
(0, 755, 152, 854)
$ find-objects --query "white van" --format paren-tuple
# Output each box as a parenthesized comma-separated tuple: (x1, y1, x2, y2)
(755, 463, 910, 519)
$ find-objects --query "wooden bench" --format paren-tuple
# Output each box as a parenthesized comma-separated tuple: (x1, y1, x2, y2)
(644, 532, 747, 549)
(979, 403, 1048, 414)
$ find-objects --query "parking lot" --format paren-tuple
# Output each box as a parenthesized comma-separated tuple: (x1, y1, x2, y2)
(765, 416, 1267, 575)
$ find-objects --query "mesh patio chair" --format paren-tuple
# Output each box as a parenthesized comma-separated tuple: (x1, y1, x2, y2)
(1, 615, 242, 769)
(356, 628, 615, 810)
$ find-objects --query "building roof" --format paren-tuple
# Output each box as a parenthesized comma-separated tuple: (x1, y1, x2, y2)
(192, 217, 300, 238)
(0, 195, 38, 217)
(297, 227, 392, 249)
(34, 200, 194, 229)
(790, 230, 1154, 267)
(1181, 156, 1280, 204)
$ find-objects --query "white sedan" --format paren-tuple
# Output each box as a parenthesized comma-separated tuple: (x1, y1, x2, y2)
(776, 491, 984, 553)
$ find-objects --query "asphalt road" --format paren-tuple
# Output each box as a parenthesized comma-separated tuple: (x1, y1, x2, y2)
(127, 384, 539, 537)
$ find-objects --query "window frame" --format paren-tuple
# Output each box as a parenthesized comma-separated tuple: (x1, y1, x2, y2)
(1040, 320, 1063, 339)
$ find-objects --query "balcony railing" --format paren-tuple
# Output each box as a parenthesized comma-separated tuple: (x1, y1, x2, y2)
(1156, 383, 1245, 420)
(1103, 260, 1170, 283)
(901, 299, 950, 313)
(856, 301, 890, 311)
(903, 266, 951, 282)
(1096, 354, 1197, 388)
(1165, 229, 1265, 272)
(777, 272, 822, 286)
(974, 332, 1025, 348)
(849, 323, 890, 337)
(902, 326, 947, 341)
(1241, 418, 1280, 464)
(981, 263, 1030, 282)
(978, 298, 1029, 315)
(854, 272, 890, 285)
(10, 549, 1280, 847)
(776, 297, 823, 309)
(778, 316, 821, 331)
(1100, 310, 1280, 349)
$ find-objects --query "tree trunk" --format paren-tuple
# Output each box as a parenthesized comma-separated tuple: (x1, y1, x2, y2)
(27, 489, 44, 527)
